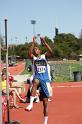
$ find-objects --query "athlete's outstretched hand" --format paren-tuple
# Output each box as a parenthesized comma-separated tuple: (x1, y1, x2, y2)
(40, 37, 46, 44)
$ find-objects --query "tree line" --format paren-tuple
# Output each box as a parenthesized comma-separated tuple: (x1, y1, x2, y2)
(1, 32, 82, 61)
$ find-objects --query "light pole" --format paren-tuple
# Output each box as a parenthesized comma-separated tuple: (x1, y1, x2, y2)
(31, 20, 36, 37)
(25, 36, 27, 42)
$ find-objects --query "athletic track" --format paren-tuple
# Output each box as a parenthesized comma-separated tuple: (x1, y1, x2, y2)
(4, 62, 82, 124)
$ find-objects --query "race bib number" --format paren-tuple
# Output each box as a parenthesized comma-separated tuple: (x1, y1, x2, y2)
(34, 59, 47, 73)
(37, 66, 46, 73)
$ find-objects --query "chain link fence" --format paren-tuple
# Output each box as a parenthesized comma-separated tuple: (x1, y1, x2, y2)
(49, 60, 82, 82)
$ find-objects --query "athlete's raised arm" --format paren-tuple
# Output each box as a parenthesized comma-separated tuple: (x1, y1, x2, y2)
(40, 37, 53, 57)
(28, 36, 36, 59)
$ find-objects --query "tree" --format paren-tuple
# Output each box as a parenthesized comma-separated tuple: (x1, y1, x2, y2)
(53, 33, 79, 59)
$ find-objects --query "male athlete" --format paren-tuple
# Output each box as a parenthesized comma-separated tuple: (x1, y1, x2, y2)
(25, 36, 53, 124)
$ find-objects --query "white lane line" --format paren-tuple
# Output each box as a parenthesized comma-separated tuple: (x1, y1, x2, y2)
(56, 85, 82, 88)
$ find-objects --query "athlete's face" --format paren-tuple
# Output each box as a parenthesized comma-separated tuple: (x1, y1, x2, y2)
(34, 47, 41, 55)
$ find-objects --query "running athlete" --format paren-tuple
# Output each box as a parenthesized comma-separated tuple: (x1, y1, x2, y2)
(25, 36, 53, 124)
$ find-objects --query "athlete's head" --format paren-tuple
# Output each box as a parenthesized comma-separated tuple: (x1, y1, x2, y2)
(33, 46, 41, 56)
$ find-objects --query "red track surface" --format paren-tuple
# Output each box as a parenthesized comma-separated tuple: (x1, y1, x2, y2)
(4, 62, 82, 124)
(8, 62, 25, 75)
(4, 82, 82, 124)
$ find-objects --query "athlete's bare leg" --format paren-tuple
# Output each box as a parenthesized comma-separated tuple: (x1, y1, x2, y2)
(43, 98, 48, 124)
(25, 79, 40, 111)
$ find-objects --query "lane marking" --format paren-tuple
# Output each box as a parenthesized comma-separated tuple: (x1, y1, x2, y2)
(56, 85, 82, 88)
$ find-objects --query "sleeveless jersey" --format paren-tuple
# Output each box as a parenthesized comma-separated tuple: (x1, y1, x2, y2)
(33, 54, 50, 82)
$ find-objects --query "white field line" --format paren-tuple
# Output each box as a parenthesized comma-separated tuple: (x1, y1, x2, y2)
(56, 85, 82, 88)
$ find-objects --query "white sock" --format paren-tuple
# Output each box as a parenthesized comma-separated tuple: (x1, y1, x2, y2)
(30, 96, 35, 107)
(26, 96, 35, 110)
(44, 116, 48, 124)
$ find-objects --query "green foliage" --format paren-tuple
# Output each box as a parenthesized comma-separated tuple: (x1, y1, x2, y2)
(53, 33, 81, 59)
(1, 32, 82, 60)
(53, 46, 63, 58)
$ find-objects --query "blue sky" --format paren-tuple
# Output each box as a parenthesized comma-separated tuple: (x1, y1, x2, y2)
(0, 0, 82, 44)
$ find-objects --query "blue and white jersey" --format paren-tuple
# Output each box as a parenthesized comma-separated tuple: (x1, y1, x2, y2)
(33, 54, 50, 82)
(33, 54, 52, 98)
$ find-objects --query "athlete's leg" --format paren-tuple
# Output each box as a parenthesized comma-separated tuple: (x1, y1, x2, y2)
(25, 79, 40, 111)
(31, 79, 40, 96)
(43, 97, 48, 124)
(34, 89, 40, 103)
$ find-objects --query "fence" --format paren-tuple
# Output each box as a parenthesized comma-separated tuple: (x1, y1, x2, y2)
(49, 60, 82, 82)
